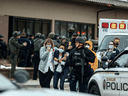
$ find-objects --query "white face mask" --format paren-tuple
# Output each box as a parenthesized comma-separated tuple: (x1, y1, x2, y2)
(59, 48, 64, 53)
(85, 45, 90, 48)
(109, 45, 113, 49)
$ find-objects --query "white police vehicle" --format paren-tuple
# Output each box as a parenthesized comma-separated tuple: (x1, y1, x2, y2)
(88, 47, 128, 96)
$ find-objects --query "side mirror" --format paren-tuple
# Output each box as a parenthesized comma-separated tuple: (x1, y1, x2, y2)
(101, 56, 108, 69)
(14, 70, 29, 83)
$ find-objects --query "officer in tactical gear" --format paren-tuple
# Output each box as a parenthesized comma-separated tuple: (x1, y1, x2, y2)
(0, 34, 7, 59)
(68, 27, 74, 39)
(67, 32, 78, 53)
(27, 34, 34, 67)
(18, 32, 30, 67)
(63, 37, 95, 93)
(9, 31, 27, 78)
(32, 33, 43, 80)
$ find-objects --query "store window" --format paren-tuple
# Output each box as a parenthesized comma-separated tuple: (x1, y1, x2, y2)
(9, 16, 51, 39)
(88, 25, 94, 40)
(55, 21, 95, 40)
(61, 22, 67, 37)
(27, 20, 34, 35)
(55, 21, 60, 35)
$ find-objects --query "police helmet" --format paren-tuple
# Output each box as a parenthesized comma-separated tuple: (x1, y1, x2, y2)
(75, 37, 85, 44)
(72, 32, 78, 37)
(0, 34, 4, 38)
(41, 34, 45, 40)
(35, 33, 41, 38)
(48, 33, 55, 39)
(12, 31, 20, 37)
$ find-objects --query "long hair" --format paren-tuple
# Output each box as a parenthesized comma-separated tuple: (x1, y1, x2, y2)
(44, 38, 54, 48)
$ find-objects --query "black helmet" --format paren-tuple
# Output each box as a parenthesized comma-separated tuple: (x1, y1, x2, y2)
(35, 33, 41, 38)
(72, 32, 78, 37)
(75, 37, 85, 44)
(0, 34, 4, 38)
(12, 31, 20, 37)
(41, 34, 45, 40)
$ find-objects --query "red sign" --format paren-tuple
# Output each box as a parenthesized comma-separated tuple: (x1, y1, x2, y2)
(102, 23, 108, 28)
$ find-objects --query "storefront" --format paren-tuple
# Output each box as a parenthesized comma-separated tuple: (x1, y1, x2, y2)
(0, 0, 127, 43)
(55, 21, 94, 40)
(9, 16, 51, 38)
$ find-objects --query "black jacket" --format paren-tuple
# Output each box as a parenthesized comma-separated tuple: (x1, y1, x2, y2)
(63, 46, 95, 70)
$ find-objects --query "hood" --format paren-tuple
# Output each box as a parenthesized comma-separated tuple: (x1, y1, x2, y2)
(85, 41, 93, 50)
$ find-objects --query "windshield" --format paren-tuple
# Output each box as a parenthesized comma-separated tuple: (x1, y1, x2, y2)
(98, 35, 128, 51)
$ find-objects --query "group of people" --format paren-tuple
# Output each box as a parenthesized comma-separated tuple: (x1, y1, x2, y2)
(0, 29, 120, 93)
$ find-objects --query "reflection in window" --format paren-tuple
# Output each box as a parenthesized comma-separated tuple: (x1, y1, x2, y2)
(27, 20, 34, 35)
(19, 19, 26, 33)
(14, 19, 18, 31)
(55, 22, 60, 35)
(115, 54, 128, 67)
(35, 21, 42, 34)
(75, 24, 81, 36)
(61, 22, 67, 37)
(43, 21, 50, 37)
(81, 24, 87, 37)
(88, 25, 93, 40)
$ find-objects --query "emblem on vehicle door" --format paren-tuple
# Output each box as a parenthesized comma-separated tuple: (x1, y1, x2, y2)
(103, 79, 106, 90)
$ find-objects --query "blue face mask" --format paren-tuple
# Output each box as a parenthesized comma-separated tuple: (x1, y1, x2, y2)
(59, 49, 64, 53)
(46, 45, 51, 48)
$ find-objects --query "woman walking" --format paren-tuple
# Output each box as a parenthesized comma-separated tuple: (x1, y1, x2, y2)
(38, 38, 55, 88)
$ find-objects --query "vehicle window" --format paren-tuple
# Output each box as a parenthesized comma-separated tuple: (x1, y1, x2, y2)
(98, 35, 128, 51)
(114, 54, 128, 67)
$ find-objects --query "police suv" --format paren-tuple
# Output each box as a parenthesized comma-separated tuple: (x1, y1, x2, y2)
(88, 47, 128, 96)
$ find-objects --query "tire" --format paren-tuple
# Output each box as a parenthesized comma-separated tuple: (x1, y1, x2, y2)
(89, 85, 100, 95)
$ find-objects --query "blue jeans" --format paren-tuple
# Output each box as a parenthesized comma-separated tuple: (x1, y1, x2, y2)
(53, 72, 65, 90)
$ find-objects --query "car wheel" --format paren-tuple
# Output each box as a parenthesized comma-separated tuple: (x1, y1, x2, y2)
(89, 85, 100, 95)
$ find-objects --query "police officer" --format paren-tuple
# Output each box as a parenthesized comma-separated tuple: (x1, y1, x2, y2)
(32, 33, 43, 80)
(68, 27, 75, 39)
(63, 37, 95, 92)
(9, 31, 27, 78)
(0, 34, 7, 59)
(27, 34, 34, 67)
(67, 32, 78, 53)
(18, 32, 30, 67)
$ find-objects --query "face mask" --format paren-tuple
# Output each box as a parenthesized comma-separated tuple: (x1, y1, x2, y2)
(85, 45, 90, 48)
(46, 45, 51, 48)
(109, 45, 113, 49)
(59, 49, 64, 53)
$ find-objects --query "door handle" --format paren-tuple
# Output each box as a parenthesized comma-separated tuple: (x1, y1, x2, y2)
(115, 72, 119, 75)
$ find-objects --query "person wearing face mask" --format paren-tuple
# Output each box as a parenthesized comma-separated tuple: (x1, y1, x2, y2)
(53, 44, 66, 90)
(38, 38, 55, 88)
(85, 41, 98, 71)
(104, 41, 119, 63)
(63, 37, 95, 93)
(114, 37, 120, 51)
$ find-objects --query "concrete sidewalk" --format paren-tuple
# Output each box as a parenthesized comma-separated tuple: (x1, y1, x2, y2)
(18, 78, 70, 91)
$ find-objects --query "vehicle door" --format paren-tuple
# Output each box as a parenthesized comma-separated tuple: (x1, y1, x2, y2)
(102, 67, 121, 96)
(114, 53, 128, 96)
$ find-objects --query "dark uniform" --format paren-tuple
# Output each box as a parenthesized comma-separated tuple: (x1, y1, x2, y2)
(0, 34, 7, 59)
(27, 35, 34, 67)
(32, 33, 43, 80)
(9, 31, 25, 78)
(18, 36, 30, 67)
(63, 37, 95, 93)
